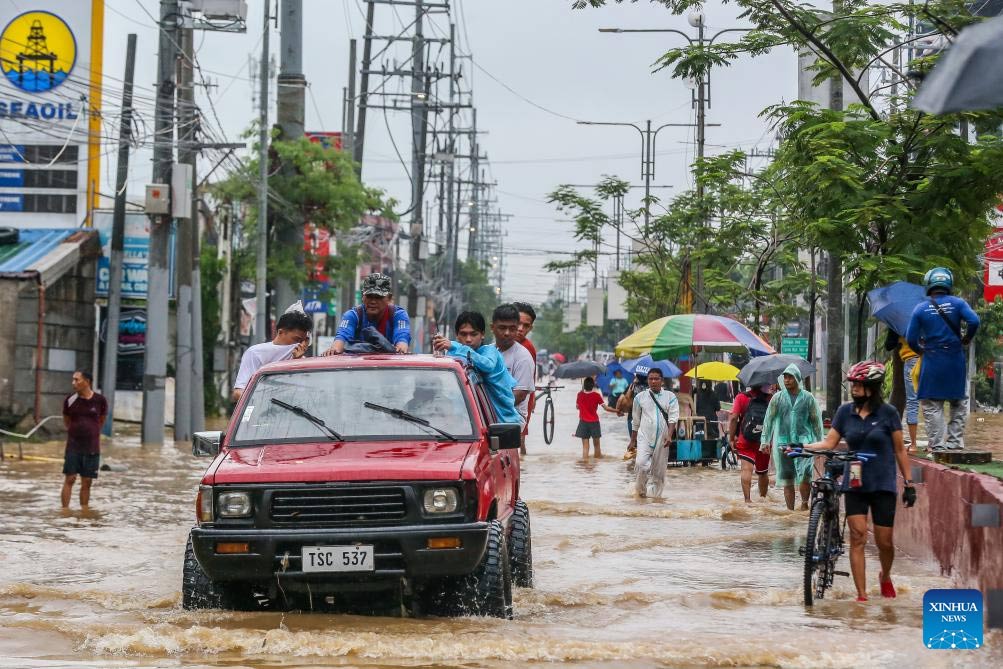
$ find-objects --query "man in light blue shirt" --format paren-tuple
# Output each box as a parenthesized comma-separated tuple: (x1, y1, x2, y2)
(432, 311, 522, 425)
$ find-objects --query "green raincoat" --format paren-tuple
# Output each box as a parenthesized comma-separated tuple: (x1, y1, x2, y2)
(761, 363, 823, 486)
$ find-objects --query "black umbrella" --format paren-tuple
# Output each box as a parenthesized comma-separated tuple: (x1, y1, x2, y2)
(737, 354, 816, 389)
(912, 16, 1003, 114)
(554, 360, 606, 379)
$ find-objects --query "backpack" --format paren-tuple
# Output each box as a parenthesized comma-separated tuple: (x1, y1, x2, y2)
(739, 391, 769, 443)
(354, 305, 394, 341)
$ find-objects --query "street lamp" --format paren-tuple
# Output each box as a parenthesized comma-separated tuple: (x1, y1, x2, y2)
(599, 20, 751, 312)
(576, 120, 719, 228)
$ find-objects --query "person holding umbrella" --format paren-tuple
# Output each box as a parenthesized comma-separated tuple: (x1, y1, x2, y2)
(760, 364, 824, 510)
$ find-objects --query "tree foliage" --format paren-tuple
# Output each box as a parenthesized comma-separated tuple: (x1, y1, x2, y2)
(210, 134, 396, 297)
(570, 0, 1003, 344)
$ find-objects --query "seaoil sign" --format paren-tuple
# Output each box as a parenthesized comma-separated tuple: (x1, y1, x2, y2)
(0, 10, 79, 119)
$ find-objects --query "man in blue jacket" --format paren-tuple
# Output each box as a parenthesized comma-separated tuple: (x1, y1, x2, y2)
(324, 273, 411, 354)
(906, 267, 980, 451)
(432, 310, 522, 425)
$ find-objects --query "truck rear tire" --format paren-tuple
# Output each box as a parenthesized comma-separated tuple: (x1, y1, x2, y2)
(509, 500, 534, 588)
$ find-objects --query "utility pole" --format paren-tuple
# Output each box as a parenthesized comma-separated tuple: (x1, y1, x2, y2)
(341, 39, 359, 317)
(142, 0, 180, 445)
(255, 0, 271, 343)
(407, 0, 427, 319)
(354, 1, 376, 173)
(101, 33, 137, 437)
(694, 15, 707, 313)
(275, 0, 307, 313)
(174, 23, 195, 442)
(825, 0, 845, 417)
(466, 109, 479, 261)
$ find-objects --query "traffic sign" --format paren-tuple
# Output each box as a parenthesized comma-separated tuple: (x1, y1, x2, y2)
(781, 337, 809, 360)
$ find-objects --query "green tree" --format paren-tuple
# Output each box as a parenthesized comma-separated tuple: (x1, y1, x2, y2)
(578, 1, 1003, 352)
(211, 135, 396, 305)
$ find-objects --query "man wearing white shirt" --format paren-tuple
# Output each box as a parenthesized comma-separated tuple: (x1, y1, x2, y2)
(629, 368, 679, 498)
(493, 304, 534, 437)
(232, 308, 313, 402)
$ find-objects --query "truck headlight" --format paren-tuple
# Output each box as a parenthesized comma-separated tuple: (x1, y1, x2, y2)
(217, 491, 253, 518)
(423, 487, 459, 514)
(197, 485, 213, 523)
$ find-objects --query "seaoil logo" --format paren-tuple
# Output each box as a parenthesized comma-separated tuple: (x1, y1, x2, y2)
(0, 11, 76, 93)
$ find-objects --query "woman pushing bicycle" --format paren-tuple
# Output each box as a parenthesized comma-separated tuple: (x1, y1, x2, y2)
(802, 361, 917, 602)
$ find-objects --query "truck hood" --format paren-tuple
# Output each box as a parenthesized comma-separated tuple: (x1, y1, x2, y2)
(210, 440, 477, 484)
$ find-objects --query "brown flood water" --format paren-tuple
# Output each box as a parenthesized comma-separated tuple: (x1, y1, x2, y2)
(1, 395, 1000, 668)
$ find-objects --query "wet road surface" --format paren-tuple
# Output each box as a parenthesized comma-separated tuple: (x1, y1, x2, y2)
(1, 393, 1000, 668)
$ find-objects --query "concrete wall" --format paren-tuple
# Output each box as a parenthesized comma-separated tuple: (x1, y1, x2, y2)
(6, 254, 98, 419)
(0, 284, 17, 414)
(895, 460, 1003, 624)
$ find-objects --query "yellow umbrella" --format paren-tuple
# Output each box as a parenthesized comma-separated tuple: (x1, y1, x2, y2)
(684, 361, 739, 382)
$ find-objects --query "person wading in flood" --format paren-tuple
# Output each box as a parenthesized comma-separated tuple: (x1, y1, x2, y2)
(61, 371, 107, 509)
(760, 364, 823, 510)
(803, 361, 916, 602)
(628, 368, 678, 498)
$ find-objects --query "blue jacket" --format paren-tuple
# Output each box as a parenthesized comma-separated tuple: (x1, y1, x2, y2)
(906, 295, 980, 400)
(446, 341, 522, 425)
(335, 305, 411, 346)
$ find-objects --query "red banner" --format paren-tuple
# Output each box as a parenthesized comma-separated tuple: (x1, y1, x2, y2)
(305, 223, 331, 283)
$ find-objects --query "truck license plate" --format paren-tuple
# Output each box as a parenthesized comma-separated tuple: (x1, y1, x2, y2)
(301, 545, 375, 572)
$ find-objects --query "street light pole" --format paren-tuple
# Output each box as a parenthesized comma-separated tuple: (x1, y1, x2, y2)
(599, 20, 750, 312)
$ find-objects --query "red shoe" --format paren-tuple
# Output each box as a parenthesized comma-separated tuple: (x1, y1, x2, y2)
(856, 596, 868, 602)
(879, 572, 896, 598)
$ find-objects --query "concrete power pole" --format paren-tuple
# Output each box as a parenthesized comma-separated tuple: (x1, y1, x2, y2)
(142, 0, 180, 445)
(274, 0, 307, 313)
(255, 0, 270, 343)
(825, 0, 845, 417)
(174, 25, 195, 442)
(100, 33, 137, 437)
(407, 0, 427, 322)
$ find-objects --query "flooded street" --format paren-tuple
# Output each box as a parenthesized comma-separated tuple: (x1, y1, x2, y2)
(1, 396, 1000, 668)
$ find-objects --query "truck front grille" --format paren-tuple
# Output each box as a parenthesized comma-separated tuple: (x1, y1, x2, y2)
(269, 486, 408, 526)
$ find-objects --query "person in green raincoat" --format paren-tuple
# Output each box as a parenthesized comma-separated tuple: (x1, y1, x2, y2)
(760, 363, 823, 510)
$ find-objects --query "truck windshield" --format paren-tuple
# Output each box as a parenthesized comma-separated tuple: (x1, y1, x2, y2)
(232, 367, 476, 446)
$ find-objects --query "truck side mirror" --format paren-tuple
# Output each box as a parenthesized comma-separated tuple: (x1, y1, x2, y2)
(488, 423, 521, 451)
(192, 431, 223, 457)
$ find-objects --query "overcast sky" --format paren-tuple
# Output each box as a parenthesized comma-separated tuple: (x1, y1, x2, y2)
(98, 0, 798, 307)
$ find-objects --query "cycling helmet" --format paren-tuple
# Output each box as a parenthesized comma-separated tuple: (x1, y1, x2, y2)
(846, 360, 885, 384)
(923, 266, 953, 295)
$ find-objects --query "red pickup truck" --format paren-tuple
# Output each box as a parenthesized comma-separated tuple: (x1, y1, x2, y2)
(183, 354, 532, 618)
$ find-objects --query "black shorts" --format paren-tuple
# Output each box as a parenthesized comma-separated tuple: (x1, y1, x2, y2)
(575, 420, 602, 439)
(843, 490, 896, 527)
(63, 452, 100, 479)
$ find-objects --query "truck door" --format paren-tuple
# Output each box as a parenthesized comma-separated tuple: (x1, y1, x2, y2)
(474, 384, 514, 517)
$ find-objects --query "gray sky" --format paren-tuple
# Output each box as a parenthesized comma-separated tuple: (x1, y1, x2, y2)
(99, 0, 797, 306)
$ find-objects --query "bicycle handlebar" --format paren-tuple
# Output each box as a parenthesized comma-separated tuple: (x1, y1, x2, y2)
(784, 445, 874, 461)
(535, 385, 564, 391)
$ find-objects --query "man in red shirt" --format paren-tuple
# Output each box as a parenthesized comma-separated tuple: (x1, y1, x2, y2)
(62, 370, 108, 509)
(514, 303, 538, 454)
(728, 384, 773, 503)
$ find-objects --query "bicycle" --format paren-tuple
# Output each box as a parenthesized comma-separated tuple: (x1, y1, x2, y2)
(786, 446, 874, 606)
(534, 384, 563, 445)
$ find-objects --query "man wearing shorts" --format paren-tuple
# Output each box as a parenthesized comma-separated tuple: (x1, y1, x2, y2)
(729, 385, 773, 503)
(61, 370, 107, 509)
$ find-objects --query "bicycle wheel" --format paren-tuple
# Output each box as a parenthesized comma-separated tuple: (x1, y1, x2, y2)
(803, 499, 831, 606)
(542, 396, 555, 445)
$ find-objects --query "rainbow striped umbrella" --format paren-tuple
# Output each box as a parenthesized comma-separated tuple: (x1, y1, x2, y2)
(615, 314, 775, 361)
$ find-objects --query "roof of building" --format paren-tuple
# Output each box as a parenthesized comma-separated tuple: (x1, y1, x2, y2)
(0, 228, 98, 286)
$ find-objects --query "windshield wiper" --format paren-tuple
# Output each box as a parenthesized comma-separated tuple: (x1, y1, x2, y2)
(270, 399, 343, 441)
(363, 401, 458, 441)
